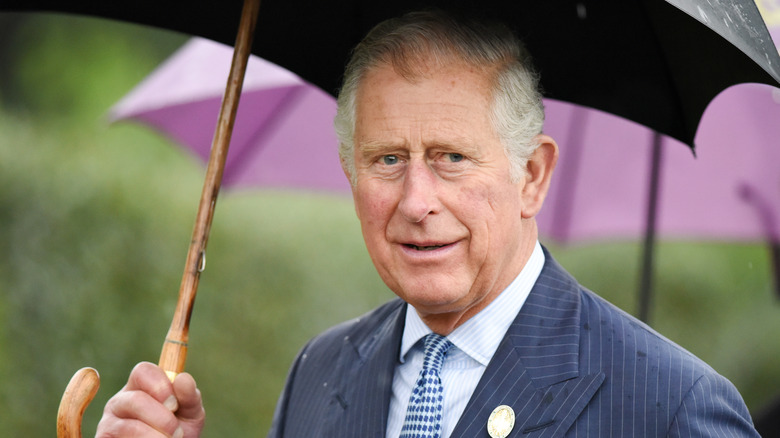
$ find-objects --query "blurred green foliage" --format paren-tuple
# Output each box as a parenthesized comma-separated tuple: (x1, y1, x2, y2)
(0, 13, 390, 436)
(0, 12, 778, 437)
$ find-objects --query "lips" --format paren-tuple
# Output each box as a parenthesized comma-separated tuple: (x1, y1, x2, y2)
(396, 239, 460, 264)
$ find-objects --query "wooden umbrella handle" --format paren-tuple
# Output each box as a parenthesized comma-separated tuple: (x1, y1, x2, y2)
(56, 368, 100, 438)
(56, 0, 261, 436)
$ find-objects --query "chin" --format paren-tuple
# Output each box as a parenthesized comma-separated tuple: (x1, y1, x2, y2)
(398, 284, 470, 312)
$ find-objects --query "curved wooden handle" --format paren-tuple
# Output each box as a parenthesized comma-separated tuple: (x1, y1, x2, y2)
(57, 367, 100, 438)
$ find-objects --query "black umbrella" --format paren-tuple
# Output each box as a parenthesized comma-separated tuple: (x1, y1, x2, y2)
(11, 0, 780, 328)
(5, 0, 780, 149)
(6, 1, 779, 435)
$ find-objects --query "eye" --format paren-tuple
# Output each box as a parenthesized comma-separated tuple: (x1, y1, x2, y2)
(446, 153, 464, 163)
(381, 155, 400, 165)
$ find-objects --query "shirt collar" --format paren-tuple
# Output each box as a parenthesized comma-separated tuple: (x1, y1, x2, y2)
(399, 241, 545, 365)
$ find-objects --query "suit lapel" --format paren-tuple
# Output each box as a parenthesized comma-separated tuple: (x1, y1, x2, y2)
(451, 251, 605, 437)
(325, 300, 406, 437)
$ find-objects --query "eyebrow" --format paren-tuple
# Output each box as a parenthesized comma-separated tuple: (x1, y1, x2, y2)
(358, 137, 483, 157)
(357, 139, 407, 160)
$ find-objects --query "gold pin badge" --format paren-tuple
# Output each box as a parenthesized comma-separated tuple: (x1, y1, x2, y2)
(487, 404, 515, 438)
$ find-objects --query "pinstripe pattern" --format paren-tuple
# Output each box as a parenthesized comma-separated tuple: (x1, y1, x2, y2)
(267, 247, 758, 437)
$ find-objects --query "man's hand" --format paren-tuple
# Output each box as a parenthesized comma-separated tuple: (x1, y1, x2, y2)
(96, 362, 205, 437)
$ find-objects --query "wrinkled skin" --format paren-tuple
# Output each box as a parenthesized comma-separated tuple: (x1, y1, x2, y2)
(346, 61, 558, 335)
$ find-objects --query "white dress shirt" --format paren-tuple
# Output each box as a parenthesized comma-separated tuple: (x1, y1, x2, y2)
(386, 241, 545, 437)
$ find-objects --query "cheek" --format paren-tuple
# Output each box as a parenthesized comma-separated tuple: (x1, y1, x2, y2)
(455, 183, 501, 222)
(456, 183, 523, 238)
(355, 186, 395, 231)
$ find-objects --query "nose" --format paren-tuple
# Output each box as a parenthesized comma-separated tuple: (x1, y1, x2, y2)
(398, 160, 440, 223)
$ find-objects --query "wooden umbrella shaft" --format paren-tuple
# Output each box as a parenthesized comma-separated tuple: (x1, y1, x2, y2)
(159, 0, 261, 380)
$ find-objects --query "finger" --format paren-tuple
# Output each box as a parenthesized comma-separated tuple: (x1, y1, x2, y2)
(103, 388, 181, 437)
(96, 416, 174, 438)
(125, 362, 177, 408)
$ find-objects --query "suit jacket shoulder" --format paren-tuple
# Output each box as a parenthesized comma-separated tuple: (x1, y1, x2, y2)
(495, 250, 759, 437)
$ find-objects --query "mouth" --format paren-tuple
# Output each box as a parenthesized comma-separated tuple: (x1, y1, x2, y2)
(397, 240, 459, 262)
(404, 244, 447, 251)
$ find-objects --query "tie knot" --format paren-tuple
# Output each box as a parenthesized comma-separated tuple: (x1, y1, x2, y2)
(422, 333, 453, 373)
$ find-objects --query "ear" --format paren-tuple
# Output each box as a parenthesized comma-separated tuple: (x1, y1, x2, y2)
(520, 134, 559, 219)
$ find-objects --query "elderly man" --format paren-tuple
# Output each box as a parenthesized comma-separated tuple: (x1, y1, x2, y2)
(96, 10, 758, 438)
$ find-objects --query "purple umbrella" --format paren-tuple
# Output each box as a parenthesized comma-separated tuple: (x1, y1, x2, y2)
(538, 82, 780, 320)
(110, 37, 350, 194)
(664, 84, 780, 243)
(539, 86, 780, 244)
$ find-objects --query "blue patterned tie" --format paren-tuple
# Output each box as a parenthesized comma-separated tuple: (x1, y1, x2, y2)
(400, 333, 454, 438)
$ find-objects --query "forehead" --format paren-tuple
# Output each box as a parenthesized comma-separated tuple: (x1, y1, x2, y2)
(359, 58, 495, 100)
(354, 62, 500, 148)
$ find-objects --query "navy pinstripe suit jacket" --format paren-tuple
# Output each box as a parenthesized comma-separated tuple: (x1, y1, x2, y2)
(268, 248, 758, 437)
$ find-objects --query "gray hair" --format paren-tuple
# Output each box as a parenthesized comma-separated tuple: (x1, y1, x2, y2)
(334, 10, 545, 183)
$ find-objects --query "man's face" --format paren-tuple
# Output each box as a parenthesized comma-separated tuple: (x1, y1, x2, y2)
(349, 61, 539, 331)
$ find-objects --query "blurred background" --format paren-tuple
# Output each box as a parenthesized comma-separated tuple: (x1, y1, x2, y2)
(1, 11, 778, 436)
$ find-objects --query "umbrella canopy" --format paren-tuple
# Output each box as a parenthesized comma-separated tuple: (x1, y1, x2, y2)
(5, 0, 780, 150)
(109, 37, 349, 193)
